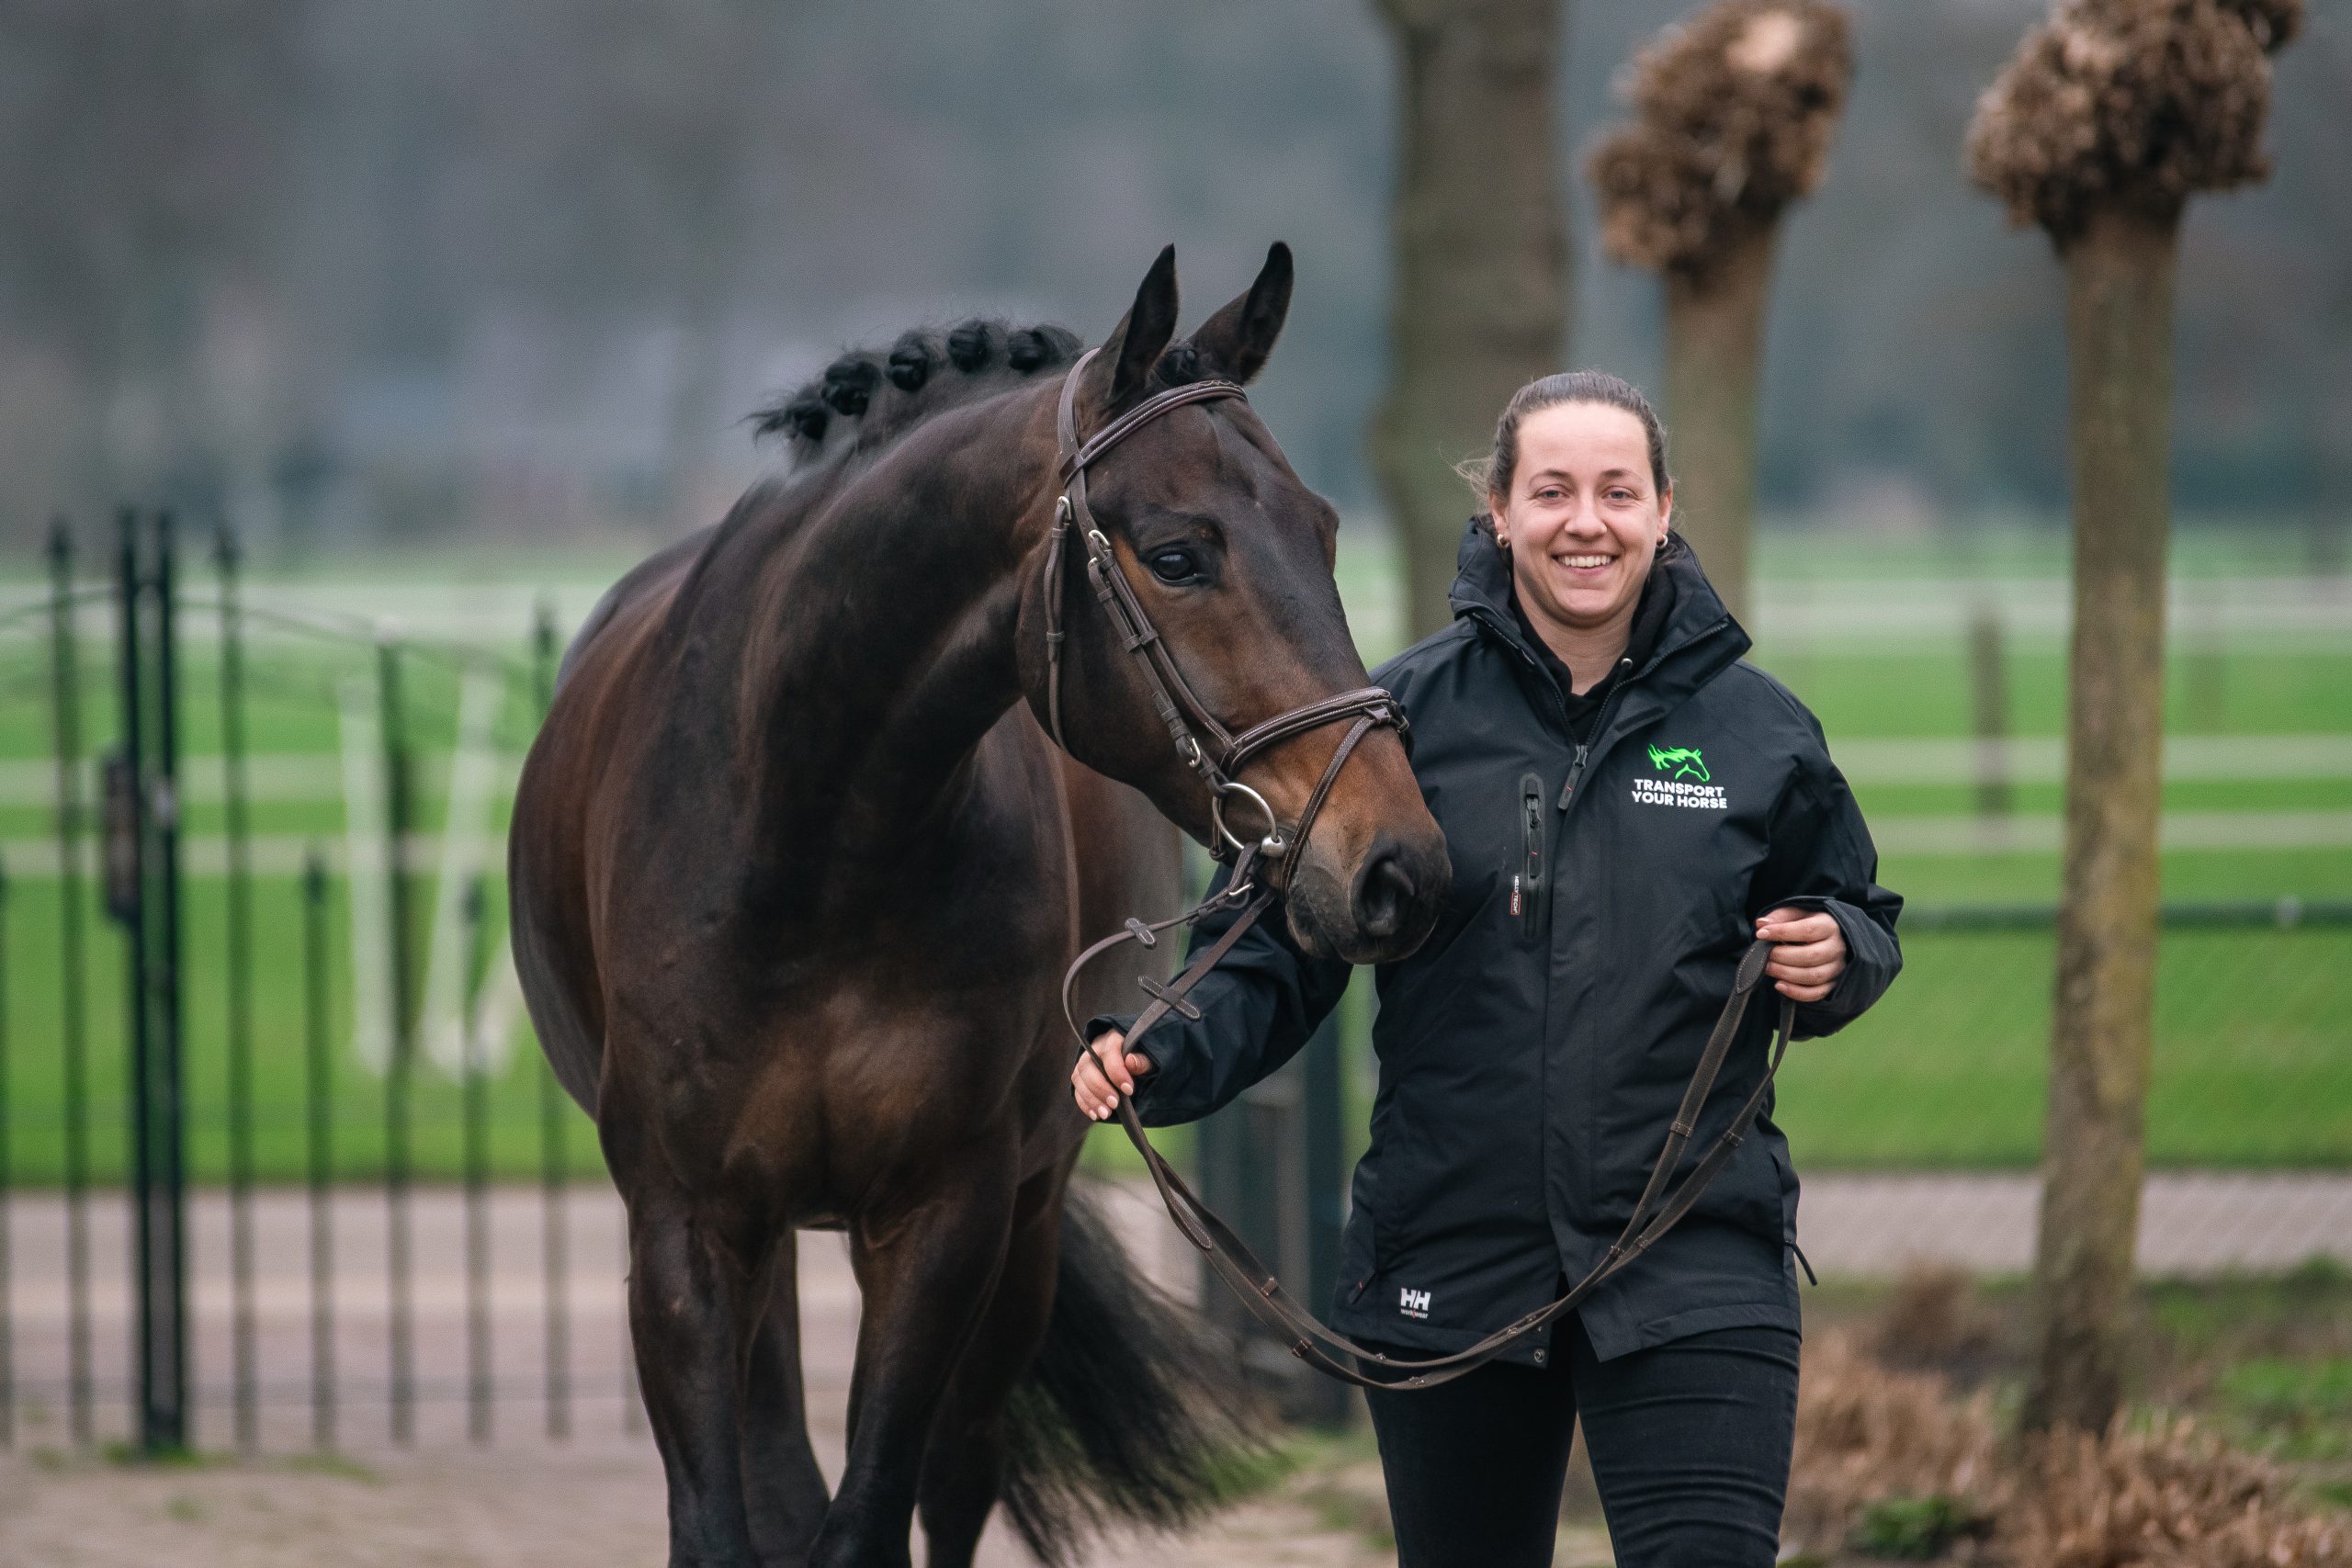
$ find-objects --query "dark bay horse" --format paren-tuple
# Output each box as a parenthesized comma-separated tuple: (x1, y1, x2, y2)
(508, 243, 1448, 1568)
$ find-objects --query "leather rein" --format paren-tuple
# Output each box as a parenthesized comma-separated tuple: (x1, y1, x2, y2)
(1044, 351, 1796, 1391)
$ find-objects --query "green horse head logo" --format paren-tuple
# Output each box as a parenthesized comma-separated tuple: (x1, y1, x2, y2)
(1647, 744, 1710, 782)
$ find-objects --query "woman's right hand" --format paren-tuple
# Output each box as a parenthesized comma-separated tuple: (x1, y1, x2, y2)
(1072, 1029, 1154, 1122)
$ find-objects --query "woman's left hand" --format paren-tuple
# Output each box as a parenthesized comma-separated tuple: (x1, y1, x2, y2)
(1754, 908, 1847, 1002)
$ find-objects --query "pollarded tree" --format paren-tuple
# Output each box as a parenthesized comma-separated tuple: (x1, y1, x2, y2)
(1371, 0, 1572, 642)
(1966, 0, 2301, 1438)
(1587, 1, 1852, 624)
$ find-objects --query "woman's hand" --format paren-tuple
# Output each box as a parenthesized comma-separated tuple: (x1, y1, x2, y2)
(1072, 1029, 1155, 1122)
(1755, 907, 1847, 1002)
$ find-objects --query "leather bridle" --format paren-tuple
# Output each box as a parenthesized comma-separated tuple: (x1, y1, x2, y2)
(1042, 348, 1405, 881)
(1044, 347, 1797, 1392)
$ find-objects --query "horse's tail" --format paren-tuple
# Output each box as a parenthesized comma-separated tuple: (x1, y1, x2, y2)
(1000, 1179, 1269, 1565)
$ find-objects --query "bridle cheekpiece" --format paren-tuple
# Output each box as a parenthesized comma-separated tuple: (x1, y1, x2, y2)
(1041, 347, 1406, 881)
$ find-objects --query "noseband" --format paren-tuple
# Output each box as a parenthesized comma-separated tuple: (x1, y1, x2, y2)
(1041, 349, 1405, 881)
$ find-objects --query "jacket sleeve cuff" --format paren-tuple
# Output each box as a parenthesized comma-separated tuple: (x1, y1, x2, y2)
(1084, 1011, 1184, 1119)
(1805, 897, 1896, 1033)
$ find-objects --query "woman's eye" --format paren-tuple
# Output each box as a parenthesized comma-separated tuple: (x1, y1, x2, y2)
(1148, 547, 1199, 583)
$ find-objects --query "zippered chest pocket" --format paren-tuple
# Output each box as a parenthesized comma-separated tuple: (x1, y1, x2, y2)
(1510, 771, 1546, 942)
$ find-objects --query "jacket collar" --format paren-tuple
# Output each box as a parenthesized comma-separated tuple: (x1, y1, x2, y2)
(1447, 514, 1751, 740)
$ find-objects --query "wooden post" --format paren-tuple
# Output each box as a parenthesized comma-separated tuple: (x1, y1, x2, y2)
(1969, 601, 2012, 818)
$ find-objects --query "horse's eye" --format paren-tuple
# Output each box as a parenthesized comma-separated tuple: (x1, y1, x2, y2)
(1147, 547, 1199, 584)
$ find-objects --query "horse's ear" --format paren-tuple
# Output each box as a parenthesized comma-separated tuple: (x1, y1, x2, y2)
(1083, 244, 1181, 412)
(1191, 243, 1293, 386)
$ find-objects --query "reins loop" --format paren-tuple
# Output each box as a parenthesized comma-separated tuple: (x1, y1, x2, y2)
(1044, 348, 1795, 1391)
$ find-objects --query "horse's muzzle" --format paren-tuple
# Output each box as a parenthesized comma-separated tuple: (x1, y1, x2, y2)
(1286, 828, 1448, 965)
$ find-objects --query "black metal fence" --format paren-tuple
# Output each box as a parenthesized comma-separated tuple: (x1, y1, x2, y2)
(0, 515, 2344, 1453)
(0, 512, 620, 1455)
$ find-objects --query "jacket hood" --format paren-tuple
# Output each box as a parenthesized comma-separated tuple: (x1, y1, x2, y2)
(1446, 515, 1751, 715)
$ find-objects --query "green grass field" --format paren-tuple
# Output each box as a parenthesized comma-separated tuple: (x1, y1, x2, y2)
(0, 522, 2346, 1181)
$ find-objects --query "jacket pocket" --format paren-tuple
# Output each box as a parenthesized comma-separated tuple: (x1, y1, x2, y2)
(1511, 771, 1546, 944)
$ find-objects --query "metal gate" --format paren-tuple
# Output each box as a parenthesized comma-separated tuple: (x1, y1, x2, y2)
(0, 511, 631, 1455)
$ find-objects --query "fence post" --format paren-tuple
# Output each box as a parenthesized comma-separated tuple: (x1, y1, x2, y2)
(533, 598, 571, 1439)
(378, 635, 418, 1445)
(1299, 1010, 1349, 1427)
(115, 509, 191, 1454)
(302, 849, 336, 1450)
(215, 524, 259, 1450)
(43, 520, 94, 1445)
(461, 874, 492, 1445)
(0, 855, 13, 1447)
(1969, 600, 2011, 818)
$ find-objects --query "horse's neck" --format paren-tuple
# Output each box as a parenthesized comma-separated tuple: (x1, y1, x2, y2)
(727, 391, 1057, 891)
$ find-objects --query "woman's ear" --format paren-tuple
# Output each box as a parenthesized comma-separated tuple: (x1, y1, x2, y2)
(1657, 485, 1674, 537)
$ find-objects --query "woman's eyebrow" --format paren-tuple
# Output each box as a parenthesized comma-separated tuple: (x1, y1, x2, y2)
(1524, 465, 1641, 485)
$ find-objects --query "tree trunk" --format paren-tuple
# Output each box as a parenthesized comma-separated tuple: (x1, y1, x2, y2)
(2023, 202, 2179, 1438)
(1371, 0, 1570, 643)
(1661, 223, 1778, 626)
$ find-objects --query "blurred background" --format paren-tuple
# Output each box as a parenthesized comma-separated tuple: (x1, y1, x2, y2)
(0, 2, 2346, 1563)
(2, 0, 2347, 550)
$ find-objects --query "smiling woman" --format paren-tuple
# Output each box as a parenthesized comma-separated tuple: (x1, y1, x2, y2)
(1078, 367, 1905, 1567)
(1473, 373, 1675, 694)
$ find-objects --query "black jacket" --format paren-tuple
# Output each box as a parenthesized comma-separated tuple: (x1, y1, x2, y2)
(1118, 519, 1903, 1364)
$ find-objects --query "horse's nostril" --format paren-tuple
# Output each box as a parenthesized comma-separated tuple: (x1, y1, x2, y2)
(1355, 847, 1418, 941)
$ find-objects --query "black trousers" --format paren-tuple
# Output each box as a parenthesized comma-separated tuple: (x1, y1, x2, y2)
(1362, 1314, 1800, 1568)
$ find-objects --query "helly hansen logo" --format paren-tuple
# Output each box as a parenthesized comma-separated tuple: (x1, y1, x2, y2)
(1398, 1287, 1431, 1320)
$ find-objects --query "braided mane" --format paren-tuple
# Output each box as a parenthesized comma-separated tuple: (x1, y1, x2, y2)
(751, 320, 1085, 472)
(749, 317, 1236, 475)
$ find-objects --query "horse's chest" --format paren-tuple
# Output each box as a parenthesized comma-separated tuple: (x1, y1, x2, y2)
(641, 971, 1048, 1206)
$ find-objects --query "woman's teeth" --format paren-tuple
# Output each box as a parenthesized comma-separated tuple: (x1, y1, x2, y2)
(1557, 554, 1613, 569)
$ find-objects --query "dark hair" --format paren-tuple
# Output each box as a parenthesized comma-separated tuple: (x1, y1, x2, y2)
(1461, 370, 1670, 502)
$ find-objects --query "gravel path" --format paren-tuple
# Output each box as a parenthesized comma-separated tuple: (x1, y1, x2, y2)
(2, 1169, 2342, 1563)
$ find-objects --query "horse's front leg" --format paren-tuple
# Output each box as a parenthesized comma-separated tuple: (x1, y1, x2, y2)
(624, 1176, 768, 1568)
(812, 1141, 1015, 1568)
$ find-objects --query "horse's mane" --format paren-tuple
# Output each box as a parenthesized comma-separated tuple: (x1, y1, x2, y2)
(750, 320, 1086, 473)
(749, 316, 1234, 476)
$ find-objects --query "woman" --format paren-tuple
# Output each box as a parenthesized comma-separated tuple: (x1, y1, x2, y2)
(1073, 371, 1902, 1567)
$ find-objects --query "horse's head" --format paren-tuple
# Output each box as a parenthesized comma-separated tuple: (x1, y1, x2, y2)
(1020, 244, 1449, 965)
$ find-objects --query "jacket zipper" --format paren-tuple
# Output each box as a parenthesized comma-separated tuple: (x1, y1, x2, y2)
(1515, 772, 1545, 942)
(1557, 682, 1626, 809)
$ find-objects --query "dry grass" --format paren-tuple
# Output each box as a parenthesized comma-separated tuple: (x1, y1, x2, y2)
(1785, 1279, 2352, 1564)
(1786, 1328, 2001, 1556)
(2002, 1421, 2349, 1567)
(1871, 1264, 2007, 1381)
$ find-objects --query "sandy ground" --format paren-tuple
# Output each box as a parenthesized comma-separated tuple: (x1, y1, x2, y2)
(0, 1182, 1431, 1566)
(0, 1443, 1418, 1568)
(6, 1166, 2346, 1563)
(0, 1441, 1633, 1567)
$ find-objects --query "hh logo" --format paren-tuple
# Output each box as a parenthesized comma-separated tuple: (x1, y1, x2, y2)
(1398, 1287, 1431, 1320)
